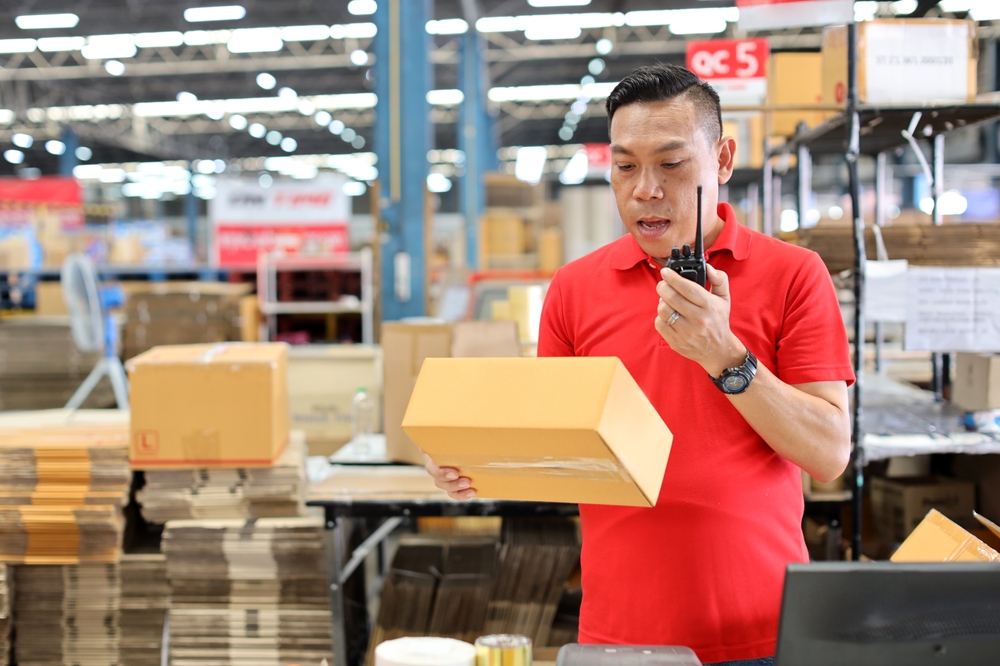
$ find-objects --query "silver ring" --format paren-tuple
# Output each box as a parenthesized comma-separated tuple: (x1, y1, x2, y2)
(666, 311, 682, 327)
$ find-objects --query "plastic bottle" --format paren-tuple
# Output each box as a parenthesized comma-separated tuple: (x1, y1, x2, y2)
(351, 387, 376, 459)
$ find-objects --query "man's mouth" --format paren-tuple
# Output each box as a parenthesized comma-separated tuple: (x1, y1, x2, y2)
(638, 219, 668, 229)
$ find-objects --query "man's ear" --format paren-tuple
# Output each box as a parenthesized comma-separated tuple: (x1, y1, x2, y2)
(716, 136, 737, 185)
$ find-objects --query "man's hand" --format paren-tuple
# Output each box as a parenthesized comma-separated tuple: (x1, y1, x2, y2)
(655, 264, 746, 378)
(426, 457, 477, 501)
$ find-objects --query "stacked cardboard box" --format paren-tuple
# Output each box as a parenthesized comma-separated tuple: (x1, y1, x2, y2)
(0, 414, 131, 564)
(136, 434, 307, 523)
(13, 563, 121, 666)
(163, 516, 332, 666)
(0, 564, 8, 666)
(120, 554, 169, 666)
(0, 316, 114, 410)
(122, 282, 250, 360)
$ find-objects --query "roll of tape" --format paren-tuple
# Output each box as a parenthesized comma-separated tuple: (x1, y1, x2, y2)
(475, 634, 532, 666)
(375, 637, 476, 666)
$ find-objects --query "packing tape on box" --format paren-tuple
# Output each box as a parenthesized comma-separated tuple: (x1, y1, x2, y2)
(197, 343, 231, 363)
(456, 456, 633, 483)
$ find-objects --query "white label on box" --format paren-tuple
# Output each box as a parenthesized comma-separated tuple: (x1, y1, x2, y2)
(864, 23, 969, 105)
(905, 267, 1000, 352)
(866, 259, 908, 323)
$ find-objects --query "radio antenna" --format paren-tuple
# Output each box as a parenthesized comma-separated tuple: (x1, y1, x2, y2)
(694, 185, 704, 260)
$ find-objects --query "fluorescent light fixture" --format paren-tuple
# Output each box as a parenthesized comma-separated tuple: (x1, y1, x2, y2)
(352, 136, 366, 149)
(183, 30, 232, 46)
(256, 72, 277, 90)
(73, 164, 104, 179)
(4, 150, 24, 165)
(278, 87, 298, 99)
(98, 168, 127, 183)
(426, 19, 469, 35)
(195, 187, 218, 200)
(184, 5, 246, 23)
(280, 137, 298, 152)
(524, 24, 582, 40)
(329, 120, 345, 135)
(314, 110, 332, 126)
(779, 209, 799, 233)
(514, 146, 548, 184)
(350, 49, 369, 65)
(0, 39, 37, 54)
(347, 0, 377, 16)
(15, 13, 79, 30)
(229, 113, 248, 130)
(130, 92, 376, 119)
(488, 81, 617, 103)
(343, 181, 367, 196)
(12, 133, 33, 149)
(280, 24, 330, 41)
(177, 91, 198, 103)
(558, 126, 573, 141)
(596, 38, 612, 55)
(920, 190, 968, 216)
(939, 0, 1000, 20)
(45, 140, 66, 156)
(298, 100, 316, 115)
(426, 172, 452, 193)
(559, 150, 588, 185)
(330, 23, 378, 39)
(475, 16, 519, 32)
(266, 131, 282, 146)
(37, 37, 86, 52)
(670, 16, 727, 35)
(206, 105, 225, 120)
(75, 146, 93, 161)
(82, 34, 137, 60)
(341, 128, 357, 142)
(135, 32, 185, 48)
(249, 123, 267, 138)
(427, 89, 464, 105)
(228, 27, 283, 53)
(214, 159, 227, 172)
(105, 60, 126, 75)
(891, 0, 918, 12)
(624, 7, 739, 27)
(529, 0, 591, 5)
(195, 161, 215, 175)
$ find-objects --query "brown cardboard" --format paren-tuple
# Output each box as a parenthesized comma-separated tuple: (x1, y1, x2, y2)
(402, 357, 672, 507)
(383, 321, 520, 465)
(127, 342, 289, 469)
(34, 282, 67, 316)
(952, 353, 1000, 412)
(870, 476, 976, 543)
(822, 19, 977, 107)
(287, 344, 382, 456)
(239, 294, 260, 342)
(891, 509, 1000, 562)
(766, 52, 827, 137)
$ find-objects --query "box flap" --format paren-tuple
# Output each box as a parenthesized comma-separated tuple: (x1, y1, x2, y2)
(974, 511, 1000, 540)
(127, 342, 287, 368)
(892, 509, 1000, 563)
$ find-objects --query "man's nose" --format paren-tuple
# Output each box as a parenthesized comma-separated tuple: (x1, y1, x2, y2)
(633, 168, 663, 201)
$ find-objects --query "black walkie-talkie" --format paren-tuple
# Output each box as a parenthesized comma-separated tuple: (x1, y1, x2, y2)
(665, 185, 707, 288)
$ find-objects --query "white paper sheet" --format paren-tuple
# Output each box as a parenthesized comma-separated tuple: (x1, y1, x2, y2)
(905, 267, 1000, 352)
(865, 259, 908, 323)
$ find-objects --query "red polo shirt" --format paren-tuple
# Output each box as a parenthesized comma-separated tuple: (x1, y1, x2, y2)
(537, 203, 854, 664)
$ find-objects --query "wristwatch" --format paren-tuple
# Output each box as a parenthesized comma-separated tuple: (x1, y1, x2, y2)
(710, 349, 758, 395)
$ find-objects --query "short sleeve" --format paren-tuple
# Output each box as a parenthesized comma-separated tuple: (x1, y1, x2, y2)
(775, 252, 856, 386)
(538, 271, 574, 358)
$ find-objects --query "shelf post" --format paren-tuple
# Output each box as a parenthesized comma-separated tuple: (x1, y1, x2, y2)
(796, 143, 812, 230)
(459, 29, 497, 271)
(874, 151, 888, 375)
(373, 0, 432, 320)
(762, 138, 773, 236)
(58, 127, 79, 177)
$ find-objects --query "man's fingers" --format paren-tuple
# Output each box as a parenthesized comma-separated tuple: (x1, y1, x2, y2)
(656, 283, 698, 320)
(660, 267, 711, 306)
(707, 265, 730, 300)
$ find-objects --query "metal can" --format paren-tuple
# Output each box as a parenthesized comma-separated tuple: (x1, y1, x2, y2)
(475, 634, 532, 666)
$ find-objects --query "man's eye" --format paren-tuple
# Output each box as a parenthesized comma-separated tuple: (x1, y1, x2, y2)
(616, 163, 634, 171)
(662, 161, 681, 168)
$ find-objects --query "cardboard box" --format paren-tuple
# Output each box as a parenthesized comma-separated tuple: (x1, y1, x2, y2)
(239, 294, 260, 342)
(891, 509, 1000, 562)
(288, 344, 382, 457)
(382, 321, 520, 465)
(870, 476, 976, 543)
(403, 357, 672, 507)
(127, 342, 289, 469)
(766, 52, 827, 137)
(484, 211, 527, 256)
(953, 353, 1000, 412)
(822, 19, 977, 107)
(34, 282, 67, 316)
(538, 228, 563, 273)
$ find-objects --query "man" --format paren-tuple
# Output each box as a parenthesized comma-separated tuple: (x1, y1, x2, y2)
(427, 64, 854, 665)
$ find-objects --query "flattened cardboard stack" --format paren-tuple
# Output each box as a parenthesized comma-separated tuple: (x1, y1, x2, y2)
(120, 554, 169, 666)
(163, 516, 332, 666)
(0, 413, 131, 564)
(0, 564, 9, 666)
(136, 434, 307, 523)
(13, 563, 121, 666)
(0, 316, 114, 410)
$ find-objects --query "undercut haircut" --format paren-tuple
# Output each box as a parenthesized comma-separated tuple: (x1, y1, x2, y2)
(605, 64, 723, 144)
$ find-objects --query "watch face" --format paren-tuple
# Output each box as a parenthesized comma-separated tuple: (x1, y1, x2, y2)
(723, 374, 748, 392)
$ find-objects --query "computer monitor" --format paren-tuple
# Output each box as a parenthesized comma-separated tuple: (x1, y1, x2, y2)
(776, 562, 1000, 666)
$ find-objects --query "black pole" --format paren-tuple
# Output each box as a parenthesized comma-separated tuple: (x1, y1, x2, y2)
(846, 21, 865, 562)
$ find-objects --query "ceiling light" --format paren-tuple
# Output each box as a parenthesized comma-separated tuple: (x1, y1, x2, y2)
(228, 27, 282, 53)
(45, 140, 66, 155)
(426, 172, 452, 193)
(229, 114, 248, 130)
(280, 25, 330, 41)
(12, 134, 33, 149)
(135, 31, 185, 48)
(330, 22, 377, 39)
(206, 105, 224, 120)
(347, 0, 377, 16)
(184, 29, 232, 46)
(514, 146, 547, 184)
(15, 13, 79, 30)
(75, 146, 93, 161)
(37, 37, 85, 52)
(427, 89, 465, 105)
(256, 72, 277, 90)
(298, 100, 316, 115)
(669, 17, 727, 35)
(259, 172, 273, 187)
(4, 150, 24, 165)
(828, 206, 844, 220)
(890, 0, 918, 14)
(426, 19, 469, 35)
(558, 126, 574, 141)
(177, 91, 198, 103)
(343, 180, 367, 196)
(214, 159, 226, 172)
(249, 123, 266, 138)
(0, 39, 37, 54)
(278, 87, 297, 99)
(350, 49, 369, 66)
(524, 24, 582, 40)
(280, 137, 298, 152)
(352, 136, 366, 149)
(939, 0, 1000, 20)
(595, 38, 612, 55)
(314, 111, 332, 126)
(559, 150, 588, 185)
(195, 160, 215, 175)
(588, 58, 605, 75)
(329, 120, 345, 135)
(82, 34, 137, 60)
(73, 164, 103, 179)
(98, 168, 126, 183)
(341, 128, 357, 142)
(184, 5, 246, 22)
(105, 60, 126, 76)
(266, 131, 282, 145)
(529, 0, 591, 5)
(780, 209, 799, 233)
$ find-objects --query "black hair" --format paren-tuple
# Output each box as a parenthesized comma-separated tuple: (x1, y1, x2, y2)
(605, 63, 722, 143)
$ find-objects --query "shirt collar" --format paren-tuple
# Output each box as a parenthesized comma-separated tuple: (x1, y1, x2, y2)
(609, 202, 751, 271)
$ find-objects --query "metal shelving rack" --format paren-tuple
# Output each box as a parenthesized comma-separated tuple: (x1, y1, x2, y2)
(256, 248, 374, 345)
(763, 24, 1000, 559)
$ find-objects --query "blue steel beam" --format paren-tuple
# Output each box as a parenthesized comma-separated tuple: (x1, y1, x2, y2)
(459, 30, 498, 271)
(373, 0, 432, 320)
(58, 128, 79, 176)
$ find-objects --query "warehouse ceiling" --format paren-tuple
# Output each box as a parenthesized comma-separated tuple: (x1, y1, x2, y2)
(0, 0, 977, 175)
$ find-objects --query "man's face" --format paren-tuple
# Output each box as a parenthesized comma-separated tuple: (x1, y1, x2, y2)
(609, 97, 733, 261)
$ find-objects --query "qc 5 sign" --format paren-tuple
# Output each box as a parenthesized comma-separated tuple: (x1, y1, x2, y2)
(686, 38, 769, 105)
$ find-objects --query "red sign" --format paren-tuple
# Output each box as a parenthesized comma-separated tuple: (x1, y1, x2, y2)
(214, 223, 349, 268)
(584, 144, 611, 169)
(686, 38, 769, 81)
(0, 176, 82, 206)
